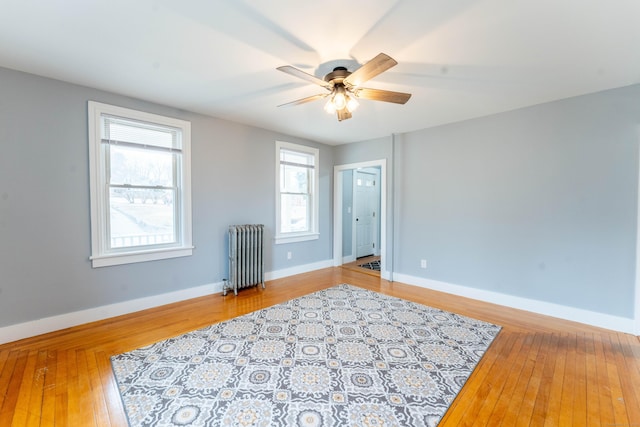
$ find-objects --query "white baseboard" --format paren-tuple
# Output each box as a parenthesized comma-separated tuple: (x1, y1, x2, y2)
(0, 281, 224, 345)
(0, 259, 334, 345)
(7, 262, 631, 346)
(393, 273, 636, 334)
(342, 255, 356, 264)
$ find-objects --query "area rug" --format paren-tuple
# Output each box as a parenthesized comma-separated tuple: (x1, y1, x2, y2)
(111, 284, 501, 426)
(358, 259, 381, 271)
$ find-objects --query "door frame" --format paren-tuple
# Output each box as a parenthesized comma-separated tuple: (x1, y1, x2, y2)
(635, 127, 640, 335)
(333, 159, 388, 279)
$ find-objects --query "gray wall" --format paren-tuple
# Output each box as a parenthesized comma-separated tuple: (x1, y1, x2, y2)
(393, 85, 639, 317)
(0, 67, 333, 328)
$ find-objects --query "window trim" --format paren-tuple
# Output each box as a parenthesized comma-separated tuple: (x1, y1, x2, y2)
(88, 101, 193, 267)
(275, 141, 319, 244)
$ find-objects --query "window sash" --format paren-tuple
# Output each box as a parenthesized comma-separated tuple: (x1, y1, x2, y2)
(280, 193, 311, 233)
(102, 125, 182, 252)
(105, 185, 181, 251)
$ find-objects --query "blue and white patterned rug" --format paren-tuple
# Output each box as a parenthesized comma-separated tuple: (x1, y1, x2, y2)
(111, 284, 501, 426)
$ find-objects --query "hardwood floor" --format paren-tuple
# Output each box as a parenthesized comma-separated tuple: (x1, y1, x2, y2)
(1, 267, 638, 426)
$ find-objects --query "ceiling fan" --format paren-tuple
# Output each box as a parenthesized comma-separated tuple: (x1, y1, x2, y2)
(277, 53, 411, 121)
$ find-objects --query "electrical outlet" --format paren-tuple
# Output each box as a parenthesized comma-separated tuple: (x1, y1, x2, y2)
(420, 259, 427, 269)
(287, 251, 292, 260)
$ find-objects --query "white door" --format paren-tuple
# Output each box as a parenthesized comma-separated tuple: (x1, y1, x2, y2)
(355, 170, 377, 258)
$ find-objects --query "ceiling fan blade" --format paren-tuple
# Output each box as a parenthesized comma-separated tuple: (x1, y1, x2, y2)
(336, 108, 352, 121)
(277, 65, 332, 89)
(353, 87, 412, 104)
(343, 53, 398, 87)
(277, 93, 328, 107)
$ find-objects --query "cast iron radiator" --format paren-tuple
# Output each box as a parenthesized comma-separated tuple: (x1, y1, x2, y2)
(224, 224, 265, 296)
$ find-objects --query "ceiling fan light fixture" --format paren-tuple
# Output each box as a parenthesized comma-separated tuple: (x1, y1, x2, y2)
(324, 98, 337, 114)
(346, 95, 359, 112)
(332, 86, 347, 110)
(324, 90, 358, 114)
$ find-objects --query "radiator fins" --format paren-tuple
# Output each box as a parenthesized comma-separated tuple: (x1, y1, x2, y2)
(224, 224, 265, 296)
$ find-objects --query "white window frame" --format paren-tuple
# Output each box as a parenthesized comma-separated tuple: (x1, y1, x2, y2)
(275, 141, 319, 244)
(88, 101, 193, 267)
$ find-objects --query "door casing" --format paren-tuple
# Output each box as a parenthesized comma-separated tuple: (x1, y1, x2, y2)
(333, 159, 388, 279)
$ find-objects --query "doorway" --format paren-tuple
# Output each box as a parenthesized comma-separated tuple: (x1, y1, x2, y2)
(354, 168, 380, 259)
(333, 159, 388, 279)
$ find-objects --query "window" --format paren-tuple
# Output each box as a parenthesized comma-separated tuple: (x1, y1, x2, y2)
(88, 101, 192, 267)
(275, 141, 319, 244)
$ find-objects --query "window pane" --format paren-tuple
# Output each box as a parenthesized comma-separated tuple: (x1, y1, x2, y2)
(281, 149, 314, 166)
(109, 188, 176, 248)
(280, 194, 309, 233)
(280, 164, 309, 193)
(110, 144, 175, 187)
(105, 117, 179, 149)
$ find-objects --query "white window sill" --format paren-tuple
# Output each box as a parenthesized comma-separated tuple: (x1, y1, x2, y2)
(90, 246, 194, 268)
(275, 233, 319, 245)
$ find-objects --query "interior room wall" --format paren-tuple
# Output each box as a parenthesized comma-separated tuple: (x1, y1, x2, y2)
(0, 67, 333, 329)
(394, 84, 640, 319)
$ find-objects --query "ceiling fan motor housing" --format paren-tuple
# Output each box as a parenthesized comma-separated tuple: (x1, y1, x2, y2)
(324, 66, 351, 84)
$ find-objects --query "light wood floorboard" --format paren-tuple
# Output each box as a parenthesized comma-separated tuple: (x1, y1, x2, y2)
(340, 255, 380, 277)
(0, 267, 638, 426)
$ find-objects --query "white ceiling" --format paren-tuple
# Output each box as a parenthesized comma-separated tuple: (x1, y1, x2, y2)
(1, 0, 639, 145)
